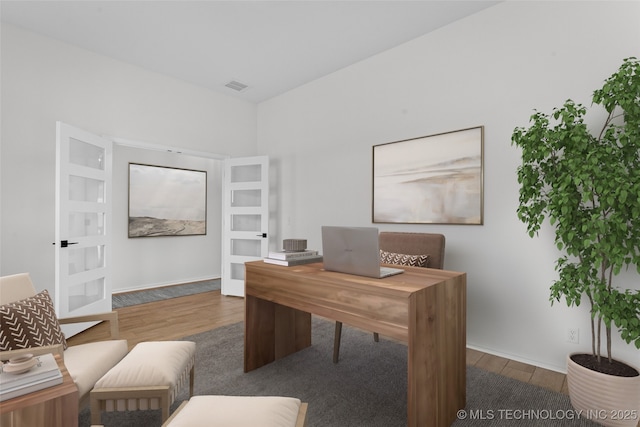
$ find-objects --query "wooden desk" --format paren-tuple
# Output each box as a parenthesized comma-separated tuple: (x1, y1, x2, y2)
(244, 260, 466, 427)
(0, 354, 79, 427)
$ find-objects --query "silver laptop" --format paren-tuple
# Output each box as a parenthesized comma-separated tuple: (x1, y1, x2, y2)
(321, 226, 404, 278)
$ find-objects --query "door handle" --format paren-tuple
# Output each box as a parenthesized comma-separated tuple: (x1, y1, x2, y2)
(60, 240, 79, 248)
(257, 233, 267, 238)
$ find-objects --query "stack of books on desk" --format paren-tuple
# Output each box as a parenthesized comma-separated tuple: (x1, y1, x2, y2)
(0, 353, 63, 401)
(264, 249, 323, 266)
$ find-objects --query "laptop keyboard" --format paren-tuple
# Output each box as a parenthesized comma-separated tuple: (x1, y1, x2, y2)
(380, 266, 404, 278)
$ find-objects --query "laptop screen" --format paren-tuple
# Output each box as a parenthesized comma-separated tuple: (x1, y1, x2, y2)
(321, 226, 385, 278)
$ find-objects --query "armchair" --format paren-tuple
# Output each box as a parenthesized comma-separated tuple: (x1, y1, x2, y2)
(0, 273, 128, 408)
(332, 232, 446, 363)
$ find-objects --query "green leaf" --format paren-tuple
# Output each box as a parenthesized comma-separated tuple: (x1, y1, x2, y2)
(512, 57, 640, 361)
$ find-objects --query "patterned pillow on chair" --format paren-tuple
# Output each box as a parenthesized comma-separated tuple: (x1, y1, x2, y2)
(0, 289, 67, 351)
(380, 250, 430, 267)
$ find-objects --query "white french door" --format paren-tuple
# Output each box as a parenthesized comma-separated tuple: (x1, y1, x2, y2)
(55, 122, 113, 336)
(221, 156, 269, 297)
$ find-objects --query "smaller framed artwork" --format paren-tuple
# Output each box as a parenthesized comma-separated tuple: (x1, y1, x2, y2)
(128, 163, 207, 237)
(372, 126, 484, 225)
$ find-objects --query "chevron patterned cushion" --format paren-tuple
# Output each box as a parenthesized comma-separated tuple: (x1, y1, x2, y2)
(0, 290, 67, 351)
(380, 250, 430, 268)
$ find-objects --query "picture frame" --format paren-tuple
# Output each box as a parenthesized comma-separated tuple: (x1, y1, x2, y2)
(372, 126, 484, 225)
(128, 163, 207, 237)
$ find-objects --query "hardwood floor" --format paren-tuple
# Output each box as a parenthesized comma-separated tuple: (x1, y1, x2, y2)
(67, 290, 244, 350)
(67, 289, 569, 395)
(467, 347, 569, 395)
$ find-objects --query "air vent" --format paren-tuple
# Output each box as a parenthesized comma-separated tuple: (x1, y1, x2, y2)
(225, 80, 249, 92)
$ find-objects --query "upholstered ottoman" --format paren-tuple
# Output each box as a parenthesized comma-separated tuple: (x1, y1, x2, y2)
(90, 341, 196, 424)
(162, 396, 308, 427)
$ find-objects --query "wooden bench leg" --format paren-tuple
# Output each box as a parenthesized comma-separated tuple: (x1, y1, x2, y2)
(297, 402, 308, 427)
(161, 389, 170, 422)
(161, 401, 188, 427)
(90, 395, 102, 425)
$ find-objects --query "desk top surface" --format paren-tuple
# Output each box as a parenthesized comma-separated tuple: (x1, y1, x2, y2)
(245, 260, 465, 296)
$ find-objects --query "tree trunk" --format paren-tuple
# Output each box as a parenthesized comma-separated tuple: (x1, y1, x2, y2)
(596, 316, 602, 363)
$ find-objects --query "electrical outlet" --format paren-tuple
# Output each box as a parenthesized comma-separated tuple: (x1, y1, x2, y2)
(567, 328, 579, 344)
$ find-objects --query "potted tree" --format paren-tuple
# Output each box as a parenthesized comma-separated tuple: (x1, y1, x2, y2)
(512, 57, 640, 427)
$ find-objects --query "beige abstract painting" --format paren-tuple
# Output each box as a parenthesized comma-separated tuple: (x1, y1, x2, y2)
(128, 163, 207, 237)
(373, 126, 483, 224)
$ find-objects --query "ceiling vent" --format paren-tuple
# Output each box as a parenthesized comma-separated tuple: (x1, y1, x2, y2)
(224, 80, 249, 92)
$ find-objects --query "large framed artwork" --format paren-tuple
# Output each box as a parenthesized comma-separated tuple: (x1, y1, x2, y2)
(372, 126, 484, 225)
(128, 163, 207, 237)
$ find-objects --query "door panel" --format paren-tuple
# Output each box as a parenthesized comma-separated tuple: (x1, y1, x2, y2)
(222, 156, 269, 297)
(55, 122, 112, 336)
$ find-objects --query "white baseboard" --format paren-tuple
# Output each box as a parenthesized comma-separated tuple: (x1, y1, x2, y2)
(112, 275, 221, 295)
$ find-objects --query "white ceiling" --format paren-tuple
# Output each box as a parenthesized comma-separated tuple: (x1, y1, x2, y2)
(1, 1, 499, 103)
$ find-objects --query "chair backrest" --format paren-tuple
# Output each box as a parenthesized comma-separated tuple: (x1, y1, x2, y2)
(379, 232, 446, 269)
(0, 273, 38, 304)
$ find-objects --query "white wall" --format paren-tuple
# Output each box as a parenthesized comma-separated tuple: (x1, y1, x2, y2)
(1, 24, 257, 293)
(257, 1, 640, 372)
(2, 2, 638, 373)
(112, 146, 222, 292)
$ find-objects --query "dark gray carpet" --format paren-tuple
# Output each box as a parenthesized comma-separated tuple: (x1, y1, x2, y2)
(80, 318, 598, 427)
(112, 279, 220, 309)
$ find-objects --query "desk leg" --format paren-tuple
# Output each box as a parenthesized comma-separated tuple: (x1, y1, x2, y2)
(407, 276, 466, 427)
(245, 295, 312, 373)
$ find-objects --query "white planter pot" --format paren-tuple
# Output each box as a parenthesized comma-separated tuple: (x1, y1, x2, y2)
(567, 353, 640, 427)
